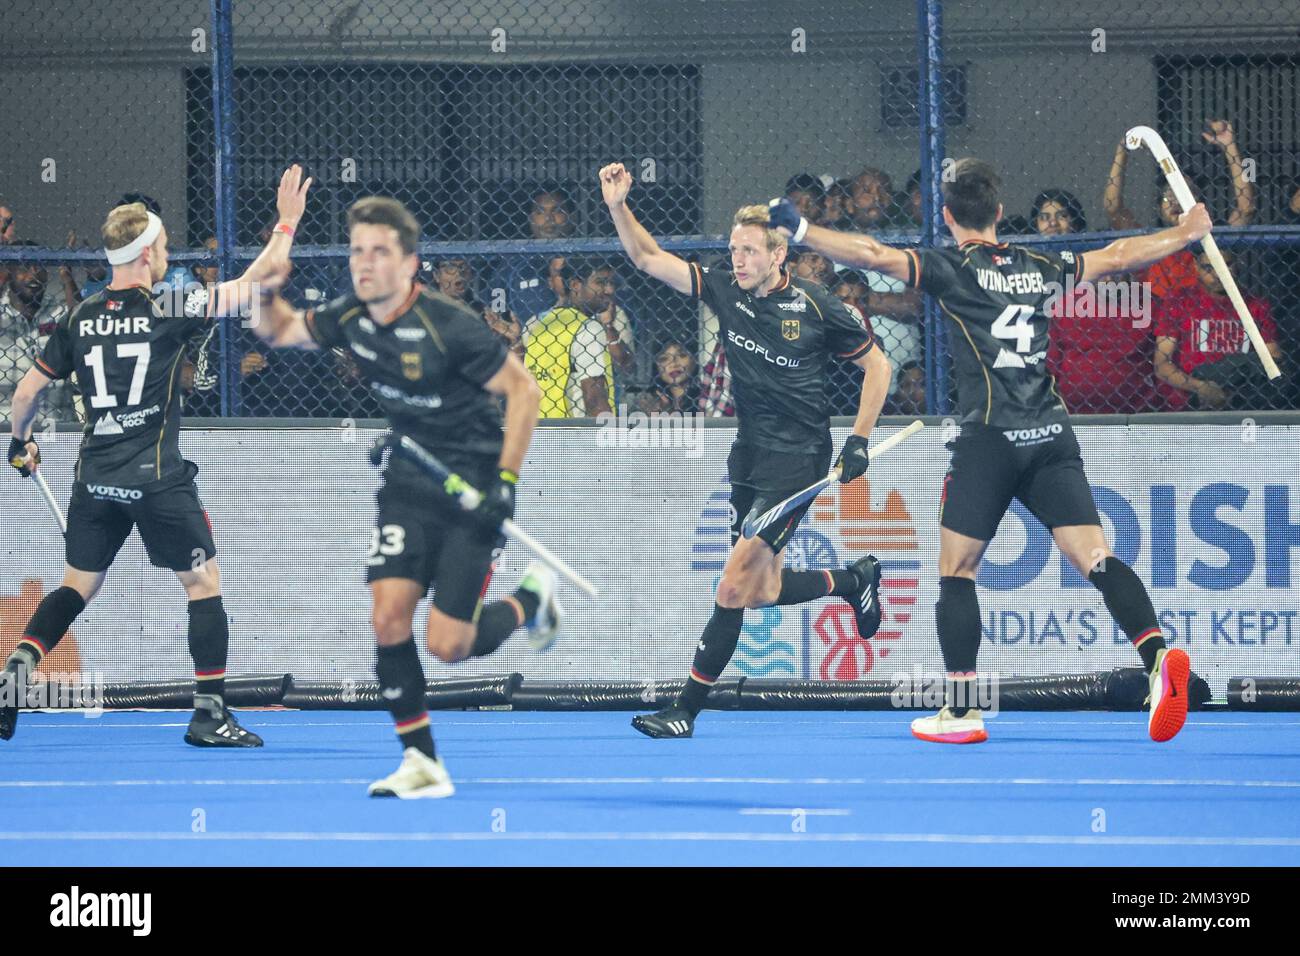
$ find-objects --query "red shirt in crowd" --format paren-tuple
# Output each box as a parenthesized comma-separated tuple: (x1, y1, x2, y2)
(1047, 281, 1158, 414)
(1153, 285, 1277, 410)
(1142, 250, 1199, 300)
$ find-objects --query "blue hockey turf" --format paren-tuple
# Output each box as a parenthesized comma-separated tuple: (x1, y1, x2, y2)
(3, 709, 1298, 866)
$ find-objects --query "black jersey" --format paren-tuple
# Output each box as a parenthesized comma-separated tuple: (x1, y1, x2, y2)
(905, 240, 1088, 428)
(689, 263, 875, 454)
(34, 284, 206, 488)
(305, 283, 508, 471)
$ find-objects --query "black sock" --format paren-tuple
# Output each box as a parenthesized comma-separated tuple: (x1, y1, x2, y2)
(826, 569, 859, 598)
(676, 605, 744, 716)
(376, 638, 435, 759)
(12, 586, 85, 675)
(1089, 559, 1165, 672)
(188, 595, 229, 703)
(470, 583, 542, 658)
(512, 586, 541, 623)
(771, 570, 833, 606)
(936, 577, 981, 710)
(471, 602, 517, 657)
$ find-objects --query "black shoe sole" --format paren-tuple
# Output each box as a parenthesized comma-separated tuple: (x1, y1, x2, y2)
(850, 555, 884, 639)
(184, 729, 264, 748)
(631, 715, 693, 739)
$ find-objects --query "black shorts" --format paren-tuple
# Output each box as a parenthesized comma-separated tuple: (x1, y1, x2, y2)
(365, 464, 506, 622)
(66, 468, 216, 574)
(940, 421, 1101, 541)
(728, 439, 832, 552)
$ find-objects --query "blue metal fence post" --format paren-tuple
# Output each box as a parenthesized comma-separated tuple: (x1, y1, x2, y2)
(210, 0, 239, 416)
(918, 0, 949, 415)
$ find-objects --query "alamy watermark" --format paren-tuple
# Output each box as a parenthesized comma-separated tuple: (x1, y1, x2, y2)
(1, 671, 105, 718)
(1042, 274, 1152, 328)
(889, 668, 1001, 717)
(595, 405, 705, 458)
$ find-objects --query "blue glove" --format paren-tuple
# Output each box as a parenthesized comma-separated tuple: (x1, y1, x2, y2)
(767, 197, 809, 242)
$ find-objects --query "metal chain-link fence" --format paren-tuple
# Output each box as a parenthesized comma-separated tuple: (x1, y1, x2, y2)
(2, 0, 1298, 425)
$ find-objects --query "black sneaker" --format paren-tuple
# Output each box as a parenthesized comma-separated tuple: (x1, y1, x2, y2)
(631, 707, 695, 739)
(847, 554, 883, 639)
(0, 669, 19, 741)
(185, 698, 263, 748)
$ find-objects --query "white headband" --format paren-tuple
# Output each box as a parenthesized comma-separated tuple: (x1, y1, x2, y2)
(105, 212, 163, 265)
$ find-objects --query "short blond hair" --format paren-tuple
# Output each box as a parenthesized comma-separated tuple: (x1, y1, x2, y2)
(102, 202, 152, 252)
(732, 204, 787, 252)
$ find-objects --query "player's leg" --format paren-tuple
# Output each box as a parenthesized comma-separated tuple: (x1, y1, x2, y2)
(2, 484, 124, 740)
(426, 520, 562, 662)
(172, 558, 259, 747)
(908, 527, 994, 744)
(368, 577, 453, 798)
(911, 425, 1016, 745)
(631, 444, 763, 739)
(752, 443, 883, 638)
(633, 441, 863, 739)
(364, 490, 453, 798)
(632, 534, 778, 740)
(135, 479, 262, 748)
(1023, 440, 1189, 742)
(1051, 524, 1167, 670)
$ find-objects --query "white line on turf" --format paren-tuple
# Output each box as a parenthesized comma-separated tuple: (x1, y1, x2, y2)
(0, 831, 1297, 847)
(3, 776, 1298, 789)
(739, 808, 851, 816)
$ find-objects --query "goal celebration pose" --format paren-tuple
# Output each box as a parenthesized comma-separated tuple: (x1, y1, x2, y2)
(601, 161, 893, 740)
(254, 182, 560, 797)
(2, 170, 305, 746)
(770, 158, 1209, 743)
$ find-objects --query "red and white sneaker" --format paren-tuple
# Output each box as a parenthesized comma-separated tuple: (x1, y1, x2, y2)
(1148, 647, 1190, 742)
(911, 707, 988, 745)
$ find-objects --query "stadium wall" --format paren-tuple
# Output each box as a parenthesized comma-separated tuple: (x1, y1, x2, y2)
(2, 418, 1295, 699)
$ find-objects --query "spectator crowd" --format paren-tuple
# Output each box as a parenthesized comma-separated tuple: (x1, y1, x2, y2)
(3, 115, 1297, 426)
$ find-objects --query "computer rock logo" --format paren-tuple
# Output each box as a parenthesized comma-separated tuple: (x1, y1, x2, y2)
(691, 476, 920, 679)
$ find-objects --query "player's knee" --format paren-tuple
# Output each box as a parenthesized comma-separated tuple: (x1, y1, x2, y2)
(715, 577, 748, 609)
(752, 576, 782, 608)
(371, 606, 411, 643)
(425, 625, 470, 663)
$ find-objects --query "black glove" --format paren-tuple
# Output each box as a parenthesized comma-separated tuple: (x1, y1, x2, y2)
(8, 437, 38, 477)
(469, 469, 517, 530)
(835, 434, 871, 484)
(767, 197, 809, 242)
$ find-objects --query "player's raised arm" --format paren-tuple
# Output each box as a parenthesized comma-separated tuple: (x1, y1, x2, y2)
(600, 162, 693, 294)
(767, 197, 912, 282)
(210, 165, 315, 348)
(1083, 203, 1211, 282)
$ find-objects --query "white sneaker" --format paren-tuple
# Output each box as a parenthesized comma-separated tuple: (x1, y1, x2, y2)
(911, 707, 988, 745)
(368, 747, 455, 799)
(518, 561, 564, 653)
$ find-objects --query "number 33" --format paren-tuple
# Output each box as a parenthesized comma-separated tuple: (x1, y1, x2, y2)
(367, 524, 406, 557)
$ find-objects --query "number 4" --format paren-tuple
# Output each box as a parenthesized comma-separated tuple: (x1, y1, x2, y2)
(991, 305, 1035, 353)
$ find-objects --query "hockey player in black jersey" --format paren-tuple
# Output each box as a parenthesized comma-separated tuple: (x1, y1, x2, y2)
(600, 161, 894, 740)
(3, 167, 308, 746)
(771, 158, 1212, 744)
